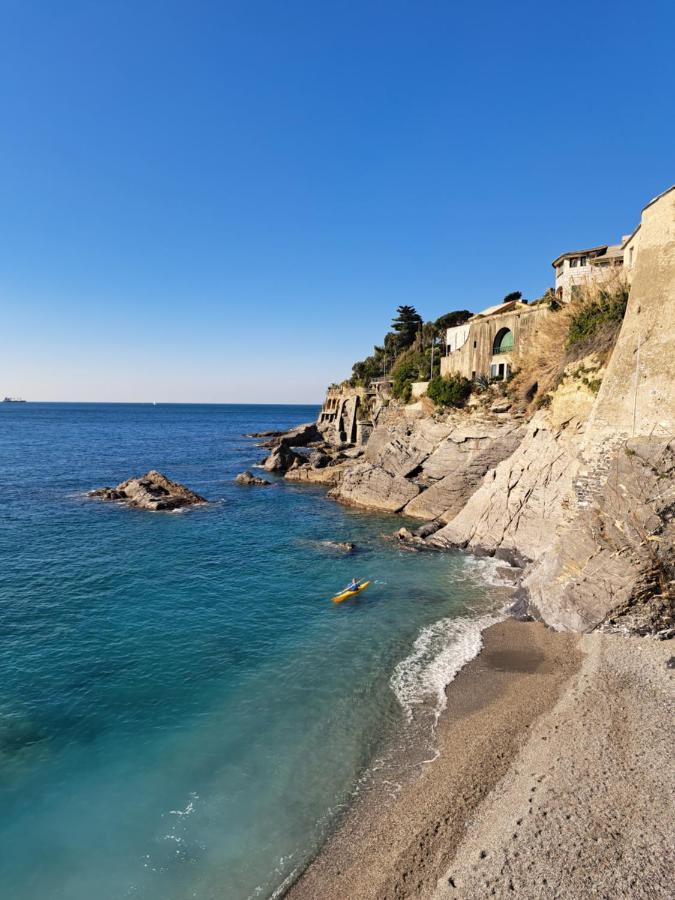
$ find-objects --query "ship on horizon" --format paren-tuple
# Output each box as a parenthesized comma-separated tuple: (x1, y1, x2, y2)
(2, 396, 27, 403)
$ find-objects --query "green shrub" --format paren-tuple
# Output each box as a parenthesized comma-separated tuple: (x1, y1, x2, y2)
(391, 354, 424, 402)
(426, 374, 472, 408)
(566, 286, 629, 349)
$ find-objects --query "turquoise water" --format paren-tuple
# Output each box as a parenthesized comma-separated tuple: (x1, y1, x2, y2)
(0, 403, 502, 899)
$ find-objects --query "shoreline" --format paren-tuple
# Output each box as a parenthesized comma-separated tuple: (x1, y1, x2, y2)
(284, 619, 674, 899)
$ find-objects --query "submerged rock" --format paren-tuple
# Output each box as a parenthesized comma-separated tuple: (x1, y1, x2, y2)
(324, 540, 356, 552)
(89, 470, 207, 511)
(235, 471, 271, 486)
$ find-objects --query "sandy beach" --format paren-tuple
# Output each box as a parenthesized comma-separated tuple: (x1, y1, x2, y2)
(285, 620, 674, 900)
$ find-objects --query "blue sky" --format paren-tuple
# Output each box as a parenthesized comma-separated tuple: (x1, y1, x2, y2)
(1, 1, 673, 402)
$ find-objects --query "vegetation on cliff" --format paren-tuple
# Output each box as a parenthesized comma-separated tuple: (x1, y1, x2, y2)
(566, 284, 629, 350)
(511, 277, 630, 411)
(349, 304, 471, 390)
(426, 373, 472, 408)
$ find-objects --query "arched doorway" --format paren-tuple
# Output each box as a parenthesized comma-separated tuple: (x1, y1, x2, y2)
(492, 328, 514, 355)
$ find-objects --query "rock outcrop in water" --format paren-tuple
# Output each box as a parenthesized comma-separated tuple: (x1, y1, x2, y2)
(235, 471, 271, 486)
(90, 470, 207, 511)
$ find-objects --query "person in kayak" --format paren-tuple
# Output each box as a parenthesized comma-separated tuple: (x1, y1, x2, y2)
(346, 577, 360, 592)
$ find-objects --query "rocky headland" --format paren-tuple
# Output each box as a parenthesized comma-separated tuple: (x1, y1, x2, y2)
(276, 186, 674, 899)
(262, 187, 675, 639)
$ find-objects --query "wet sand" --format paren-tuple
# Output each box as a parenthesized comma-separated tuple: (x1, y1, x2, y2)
(284, 620, 674, 900)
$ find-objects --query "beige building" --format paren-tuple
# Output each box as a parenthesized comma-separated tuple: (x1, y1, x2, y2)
(552, 241, 627, 302)
(440, 299, 545, 382)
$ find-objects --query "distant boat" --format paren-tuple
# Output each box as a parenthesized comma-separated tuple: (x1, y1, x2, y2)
(2, 397, 26, 403)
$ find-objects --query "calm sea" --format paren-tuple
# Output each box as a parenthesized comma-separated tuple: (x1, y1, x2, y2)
(0, 403, 504, 899)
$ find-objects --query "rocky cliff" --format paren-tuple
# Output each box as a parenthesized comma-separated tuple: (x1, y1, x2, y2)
(266, 187, 674, 636)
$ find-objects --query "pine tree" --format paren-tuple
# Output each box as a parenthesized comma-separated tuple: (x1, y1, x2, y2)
(391, 305, 423, 350)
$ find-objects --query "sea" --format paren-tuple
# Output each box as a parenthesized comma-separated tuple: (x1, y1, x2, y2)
(0, 403, 507, 900)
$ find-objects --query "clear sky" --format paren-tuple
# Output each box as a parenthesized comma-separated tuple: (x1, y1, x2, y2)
(1, 1, 673, 403)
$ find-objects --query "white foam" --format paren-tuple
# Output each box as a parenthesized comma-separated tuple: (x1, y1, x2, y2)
(461, 554, 518, 588)
(168, 800, 195, 816)
(390, 611, 503, 722)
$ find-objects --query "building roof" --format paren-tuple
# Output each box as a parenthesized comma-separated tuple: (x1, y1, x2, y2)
(589, 243, 624, 264)
(551, 245, 608, 268)
(471, 299, 531, 319)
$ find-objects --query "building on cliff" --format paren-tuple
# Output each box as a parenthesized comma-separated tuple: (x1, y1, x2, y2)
(318, 383, 390, 445)
(443, 209, 647, 382)
(551, 234, 638, 302)
(440, 299, 546, 382)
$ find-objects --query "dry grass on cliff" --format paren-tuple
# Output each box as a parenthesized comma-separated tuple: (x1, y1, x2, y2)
(511, 275, 629, 412)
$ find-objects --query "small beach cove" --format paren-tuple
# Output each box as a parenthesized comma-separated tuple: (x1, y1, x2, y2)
(286, 621, 673, 900)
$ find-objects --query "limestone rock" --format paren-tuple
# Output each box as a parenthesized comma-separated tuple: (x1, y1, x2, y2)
(428, 416, 580, 561)
(308, 449, 330, 469)
(284, 461, 347, 485)
(523, 439, 675, 632)
(278, 422, 322, 448)
(364, 418, 453, 476)
(235, 471, 271, 486)
(329, 462, 420, 513)
(262, 444, 302, 472)
(257, 422, 321, 449)
(396, 521, 443, 548)
(341, 447, 365, 459)
(89, 470, 207, 511)
(490, 399, 512, 413)
(404, 424, 523, 520)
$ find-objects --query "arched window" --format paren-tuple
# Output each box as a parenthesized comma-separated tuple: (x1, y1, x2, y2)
(493, 328, 514, 355)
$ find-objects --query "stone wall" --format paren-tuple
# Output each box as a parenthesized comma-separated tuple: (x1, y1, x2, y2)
(440, 306, 546, 381)
(584, 185, 675, 441)
(410, 381, 429, 399)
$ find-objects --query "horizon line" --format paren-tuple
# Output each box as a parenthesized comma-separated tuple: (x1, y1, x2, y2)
(1, 400, 323, 406)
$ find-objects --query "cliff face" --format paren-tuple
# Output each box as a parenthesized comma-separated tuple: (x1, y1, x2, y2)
(524, 438, 675, 632)
(328, 411, 523, 519)
(518, 186, 675, 632)
(428, 416, 581, 563)
(276, 187, 674, 634)
(584, 187, 675, 442)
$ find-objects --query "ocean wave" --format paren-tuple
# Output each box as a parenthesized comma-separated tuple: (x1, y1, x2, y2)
(390, 611, 503, 722)
(460, 554, 519, 588)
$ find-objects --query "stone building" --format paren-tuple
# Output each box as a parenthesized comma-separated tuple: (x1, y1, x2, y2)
(317, 382, 392, 445)
(552, 237, 634, 302)
(440, 299, 546, 382)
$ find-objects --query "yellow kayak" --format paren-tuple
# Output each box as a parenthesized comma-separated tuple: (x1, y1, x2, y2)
(331, 580, 371, 604)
